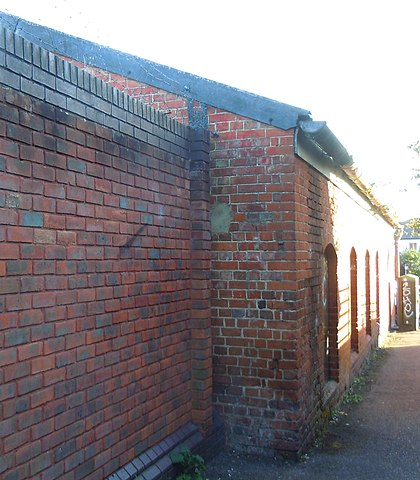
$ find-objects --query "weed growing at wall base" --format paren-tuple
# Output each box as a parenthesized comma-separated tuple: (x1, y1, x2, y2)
(170, 447, 206, 480)
(342, 390, 363, 405)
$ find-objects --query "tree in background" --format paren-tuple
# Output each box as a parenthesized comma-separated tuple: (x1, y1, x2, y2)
(400, 249, 420, 277)
(407, 218, 420, 234)
(410, 140, 420, 172)
(407, 142, 420, 233)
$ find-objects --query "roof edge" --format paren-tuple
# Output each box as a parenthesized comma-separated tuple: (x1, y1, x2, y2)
(297, 120, 400, 229)
(342, 164, 401, 229)
(0, 11, 310, 130)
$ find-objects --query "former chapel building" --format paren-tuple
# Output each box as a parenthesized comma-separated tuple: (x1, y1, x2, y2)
(0, 12, 400, 480)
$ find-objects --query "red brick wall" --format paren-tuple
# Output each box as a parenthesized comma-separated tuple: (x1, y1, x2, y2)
(283, 155, 397, 452)
(0, 80, 210, 479)
(208, 110, 396, 455)
(208, 110, 303, 454)
(58, 61, 397, 456)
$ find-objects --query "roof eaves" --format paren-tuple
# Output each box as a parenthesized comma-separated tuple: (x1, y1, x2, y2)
(341, 164, 401, 229)
(298, 120, 353, 167)
(297, 120, 400, 229)
(0, 11, 310, 131)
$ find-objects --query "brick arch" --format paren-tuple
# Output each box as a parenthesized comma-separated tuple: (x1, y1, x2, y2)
(324, 244, 339, 382)
(350, 247, 359, 352)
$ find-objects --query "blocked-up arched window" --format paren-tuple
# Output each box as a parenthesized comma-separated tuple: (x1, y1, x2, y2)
(375, 252, 380, 323)
(324, 244, 339, 382)
(365, 251, 371, 336)
(350, 248, 358, 352)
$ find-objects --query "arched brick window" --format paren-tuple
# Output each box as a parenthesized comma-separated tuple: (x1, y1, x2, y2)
(365, 251, 371, 336)
(350, 248, 359, 352)
(324, 245, 339, 382)
(375, 252, 380, 323)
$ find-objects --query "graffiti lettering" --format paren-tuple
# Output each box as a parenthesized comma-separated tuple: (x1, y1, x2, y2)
(402, 280, 414, 319)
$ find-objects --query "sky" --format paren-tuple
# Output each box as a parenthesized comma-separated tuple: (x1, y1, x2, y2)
(0, 0, 419, 220)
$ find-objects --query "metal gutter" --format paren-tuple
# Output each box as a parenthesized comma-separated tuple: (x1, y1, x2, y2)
(297, 120, 353, 167)
(296, 120, 400, 229)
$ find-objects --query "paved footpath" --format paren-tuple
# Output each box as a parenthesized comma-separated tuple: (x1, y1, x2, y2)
(205, 331, 420, 480)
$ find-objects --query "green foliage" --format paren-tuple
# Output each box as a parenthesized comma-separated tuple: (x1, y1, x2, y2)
(351, 375, 366, 387)
(407, 218, 420, 235)
(409, 140, 420, 156)
(400, 249, 420, 277)
(342, 374, 365, 405)
(409, 141, 420, 182)
(342, 390, 363, 405)
(170, 447, 206, 480)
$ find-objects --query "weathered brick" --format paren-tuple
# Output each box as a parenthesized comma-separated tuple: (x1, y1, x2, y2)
(18, 310, 43, 327)
(21, 211, 44, 227)
(32, 196, 56, 213)
(39, 461, 65, 480)
(7, 226, 34, 243)
(0, 243, 19, 259)
(20, 145, 44, 164)
(33, 164, 55, 182)
(32, 355, 54, 373)
(19, 110, 44, 131)
(45, 245, 66, 259)
(31, 323, 54, 341)
(44, 183, 65, 199)
(45, 151, 66, 169)
(33, 131, 56, 150)
(18, 374, 42, 395)
(2, 192, 18, 209)
(0, 417, 17, 440)
(0, 382, 16, 402)
(7, 157, 31, 177)
(0, 311, 18, 330)
(15, 439, 41, 464)
(4, 360, 30, 382)
(44, 213, 65, 229)
(31, 418, 54, 441)
(67, 158, 86, 173)
(30, 451, 53, 476)
(0, 347, 17, 366)
(0, 102, 19, 122)
(7, 123, 32, 144)
(18, 341, 42, 360)
(18, 407, 42, 429)
(75, 459, 95, 480)
(0, 138, 19, 157)
(21, 178, 43, 194)
(33, 229, 56, 244)
(6, 260, 32, 275)
(5, 293, 31, 311)
(0, 172, 20, 191)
